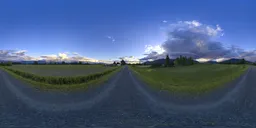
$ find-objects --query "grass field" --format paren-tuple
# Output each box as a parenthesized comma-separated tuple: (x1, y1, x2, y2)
(7, 65, 115, 76)
(130, 64, 249, 95)
(2, 65, 121, 91)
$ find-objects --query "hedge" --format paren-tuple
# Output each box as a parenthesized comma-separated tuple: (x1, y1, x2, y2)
(4, 67, 117, 85)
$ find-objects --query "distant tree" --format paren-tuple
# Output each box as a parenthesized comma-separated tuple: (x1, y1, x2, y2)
(188, 57, 194, 65)
(62, 61, 65, 65)
(113, 61, 116, 65)
(165, 55, 170, 67)
(34, 61, 38, 65)
(121, 59, 126, 65)
(174, 55, 194, 66)
(240, 58, 246, 64)
(79, 61, 82, 65)
(7, 61, 12, 66)
(116, 62, 120, 65)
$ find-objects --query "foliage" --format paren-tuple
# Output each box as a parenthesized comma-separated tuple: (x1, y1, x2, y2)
(0, 61, 12, 66)
(219, 58, 247, 65)
(34, 61, 38, 65)
(174, 55, 194, 66)
(121, 59, 126, 65)
(165, 55, 170, 67)
(4, 67, 118, 85)
(240, 58, 246, 64)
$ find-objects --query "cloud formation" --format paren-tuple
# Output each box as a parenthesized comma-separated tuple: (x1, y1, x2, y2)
(119, 56, 140, 64)
(141, 20, 256, 62)
(106, 36, 115, 42)
(0, 50, 113, 63)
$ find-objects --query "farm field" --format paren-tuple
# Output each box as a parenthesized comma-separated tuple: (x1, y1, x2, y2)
(6, 65, 116, 76)
(130, 64, 249, 94)
(2, 65, 121, 91)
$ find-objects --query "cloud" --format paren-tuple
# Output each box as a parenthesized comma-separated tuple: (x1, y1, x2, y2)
(12, 50, 27, 56)
(119, 56, 140, 64)
(0, 50, 113, 63)
(106, 36, 115, 42)
(40, 55, 58, 61)
(72, 52, 79, 56)
(162, 20, 168, 23)
(0, 50, 38, 61)
(141, 20, 256, 62)
(58, 53, 68, 60)
(144, 45, 165, 54)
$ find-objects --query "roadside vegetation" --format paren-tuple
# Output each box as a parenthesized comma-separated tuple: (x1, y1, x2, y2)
(7, 65, 116, 76)
(0, 61, 12, 66)
(130, 55, 249, 95)
(0, 62, 122, 91)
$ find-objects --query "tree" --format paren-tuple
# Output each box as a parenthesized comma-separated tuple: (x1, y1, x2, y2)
(113, 61, 116, 65)
(121, 59, 126, 65)
(188, 57, 194, 65)
(240, 58, 246, 64)
(34, 61, 38, 65)
(62, 61, 66, 65)
(7, 61, 12, 66)
(79, 61, 82, 65)
(165, 55, 170, 67)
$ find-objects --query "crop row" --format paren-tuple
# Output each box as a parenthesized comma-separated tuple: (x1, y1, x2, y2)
(4, 67, 117, 85)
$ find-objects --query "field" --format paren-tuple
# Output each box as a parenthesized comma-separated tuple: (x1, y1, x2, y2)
(130, 64, 249, 94)
(2, 65, 121, 91)
(7, 65, 116, 76)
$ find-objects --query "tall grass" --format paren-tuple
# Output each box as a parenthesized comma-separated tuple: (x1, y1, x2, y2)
(4, 67, 118, 85)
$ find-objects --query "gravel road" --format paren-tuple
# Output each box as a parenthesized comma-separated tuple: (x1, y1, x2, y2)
(0, 66, 256, 128)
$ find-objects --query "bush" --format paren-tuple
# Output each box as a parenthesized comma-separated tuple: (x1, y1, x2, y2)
(4, 67, 117, 85)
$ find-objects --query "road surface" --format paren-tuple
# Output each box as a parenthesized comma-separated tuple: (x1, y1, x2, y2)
(0, 66, 256, 128)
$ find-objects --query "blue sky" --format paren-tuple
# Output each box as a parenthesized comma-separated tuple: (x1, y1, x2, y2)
(0, 0, 255, 63)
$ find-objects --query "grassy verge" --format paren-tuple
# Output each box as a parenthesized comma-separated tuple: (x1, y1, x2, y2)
(1, 66, 122, 92)
(129, 64, 249, 95)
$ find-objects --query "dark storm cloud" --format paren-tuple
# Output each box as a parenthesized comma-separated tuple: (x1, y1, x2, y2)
(141, 20, 256, 62)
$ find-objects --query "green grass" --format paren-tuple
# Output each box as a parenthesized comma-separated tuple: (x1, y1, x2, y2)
(130, 64, 249, 95)
(1, 66, 122, 92)
(7, 65, 115, 76)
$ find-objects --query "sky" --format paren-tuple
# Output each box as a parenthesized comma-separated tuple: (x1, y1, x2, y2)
(0, 0, 255, 63)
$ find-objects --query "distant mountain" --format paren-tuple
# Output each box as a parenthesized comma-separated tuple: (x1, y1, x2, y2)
(203, 60, 218, 64)
(143, 59, 175, 65)
(219, 58, 253, 64)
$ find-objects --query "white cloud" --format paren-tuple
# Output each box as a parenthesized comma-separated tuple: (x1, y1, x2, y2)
(118, 56, 140, 64)
(58, 53, 68, 60)
(106, 36, 115, 42)
(144, 45, 165, 54)
(184, 20, 201, 27)
(162, 20, 168, 23)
